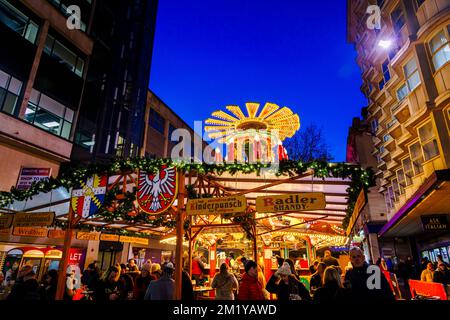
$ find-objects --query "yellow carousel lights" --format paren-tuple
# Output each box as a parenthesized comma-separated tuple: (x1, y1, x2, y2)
(205, 102, 300, 162)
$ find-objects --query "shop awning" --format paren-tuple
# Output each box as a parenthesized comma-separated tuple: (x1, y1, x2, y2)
(378, 169, 450, 237)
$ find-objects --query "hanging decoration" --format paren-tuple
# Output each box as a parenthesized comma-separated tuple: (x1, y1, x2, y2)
(137, 166, 178, 214)
(71, 174, 107, 218)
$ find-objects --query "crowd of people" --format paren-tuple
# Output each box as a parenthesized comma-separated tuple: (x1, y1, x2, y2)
(1, 247, 448, 301)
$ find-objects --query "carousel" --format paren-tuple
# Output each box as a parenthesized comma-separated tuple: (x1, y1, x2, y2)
(0, 102, 372, 299)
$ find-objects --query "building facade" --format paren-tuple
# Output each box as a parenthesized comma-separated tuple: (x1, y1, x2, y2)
(346, 117, 388, 263)
(0, 0, 158, 192)
(347, 0, 450, 267)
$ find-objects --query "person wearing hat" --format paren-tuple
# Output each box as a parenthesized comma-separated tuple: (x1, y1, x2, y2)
(266, 262, 310, 301)
(237, 260, 265, 300)
(144, 262, 175, 300)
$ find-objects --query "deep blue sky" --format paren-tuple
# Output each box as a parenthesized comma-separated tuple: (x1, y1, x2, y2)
(149, 0, 366, 161)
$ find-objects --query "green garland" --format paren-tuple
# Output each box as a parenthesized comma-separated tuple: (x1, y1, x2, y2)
(0, 158, 374, 230)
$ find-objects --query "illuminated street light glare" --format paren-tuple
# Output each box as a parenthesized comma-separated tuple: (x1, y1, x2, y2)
(378, 39, 392, 49)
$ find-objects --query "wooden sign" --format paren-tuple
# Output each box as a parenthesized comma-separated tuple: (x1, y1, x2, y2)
(0, 228, 11, 235)
(76, 232, 100, 241)
(256, 193, 326, 213)
(421, 215, 448, 231)
(119, 236, 149, 245)
(100, 234, 120, 242)
(48, 229, 66, 239)
(186, 195, 247, 216)
(0, 215, 14, 229)
(13, 212, 55, 227)
(13, 227, 48, 237)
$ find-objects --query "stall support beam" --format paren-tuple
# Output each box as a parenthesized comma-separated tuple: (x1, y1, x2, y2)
(174, 170, 185, 300)
(55, 207, 77, 300)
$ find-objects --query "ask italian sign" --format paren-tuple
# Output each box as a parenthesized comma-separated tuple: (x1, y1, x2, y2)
(186, 195, 247, 216)
(256, 193, 326, 213)
(421, 215, 448, 231)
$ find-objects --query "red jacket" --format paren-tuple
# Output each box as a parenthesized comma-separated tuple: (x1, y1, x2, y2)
(191, 257, 204, 276)
(237, 273, 265, 300)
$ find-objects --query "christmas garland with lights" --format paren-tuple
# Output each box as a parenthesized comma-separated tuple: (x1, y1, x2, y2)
(0, 158, 374, 231)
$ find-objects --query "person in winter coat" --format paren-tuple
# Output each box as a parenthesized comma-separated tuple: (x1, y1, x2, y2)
(310, 262, 326, 295)
(433, 262, 450, 286)
(118, 264, 134, 299)
(7, 266, 41, 301)
(313, 266, 349, 302)
(344, 247, 395, 301)
(237, 260, 265, 300)
(133, 262, 156, 300)
(151, 263, 162, 279)
(93, 266, 122, 301)
(181, 270, 194, 301)
(191, 251, 206, 285)
(212, 263, 239, 300)
(41, 269, 58, 301)
(266, 262, 311, 301)
(144, 263, 175, 300)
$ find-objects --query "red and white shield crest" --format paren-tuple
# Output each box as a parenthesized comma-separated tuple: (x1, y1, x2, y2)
(137, 166, 178, 214)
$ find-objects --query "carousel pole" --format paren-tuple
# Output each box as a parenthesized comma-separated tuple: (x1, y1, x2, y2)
(174, 169, 185, 300)
(55, 207, 76, 300)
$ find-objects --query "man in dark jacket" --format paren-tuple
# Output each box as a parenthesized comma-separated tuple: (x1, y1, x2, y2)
(7, 266, 41, 300)
(344, 247, 395, 301)
(322, 250, 340, 267)
(433, 262, 450, 286)
(266, 262, 310, 301)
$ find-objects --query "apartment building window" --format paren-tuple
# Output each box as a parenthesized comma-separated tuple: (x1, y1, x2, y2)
(168, 123, 177, 141)
(396, 58, 421, 101)
(402, 157, 413, 186)
(383, 134, 392, 142)
(396, 169, 406, 195)
(0, 0, 39, 44)
(418, 122, 439, 160)
(379, 60, 391, 91)
(392, 178, 400, 201)
(44, 35, 85, 77)
(115, 135, 125, 157)
(23, 89, 74, 139)
(391, 6, 406, 34)
(409, 142, 424, 175)
(0, 68, 22, 115)
(371, 119, 379, 134)
(149, 109, 165, 134)
(429, 28, 450, 71)
(385, 186, 395, 210)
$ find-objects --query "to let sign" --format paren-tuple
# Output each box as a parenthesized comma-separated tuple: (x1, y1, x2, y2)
(13, 212, 55, 227)
(421, 215, 448, 231)
(16, 167, 51, 190)
(256, 193, 326, 213)
(186, 195, 247, 216)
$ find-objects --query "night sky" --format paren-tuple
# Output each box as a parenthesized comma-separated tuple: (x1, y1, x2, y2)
(149, 0, 366, 161)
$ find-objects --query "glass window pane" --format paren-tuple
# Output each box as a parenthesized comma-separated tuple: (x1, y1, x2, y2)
(407, 71, 421, 91)
(75, 59, 84, 77)
(418, 122, 434, 142)
(397, 83, 408, 100)
(44, 35, 54, 55)
(61, 121, 71, 139)
(0, 69, 10, 88)
(430, 30, 448, 54)
(38, 93, 65, 117)
(52, 40, 77, 71)
(404, 59, 417, 77)
(24, 20, 38, 43)
(2, 92, 19, 115)
(0, 0, 27, 35)
(29, 89, 40, 104)
(64, 108, 74, 121)
(33, 107, 62, 135)
(422, 140, 439, 160)
(7, 77, 22, 95)
(432, 45, 450, 70)
(23, 103, 37, 123)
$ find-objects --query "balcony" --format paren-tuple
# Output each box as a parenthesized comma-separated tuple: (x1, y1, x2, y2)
(382, 170, 394, 180)
(391, 98, 410, 123)
(377, 160, 387, 171)
(386, 159, 399, 172)
(385, 137, 396, 152)
(390, 146, 405, 161)
(387, 119, 403, 139)
(381, 148, 391, 162)
(397, 131, 413, 148)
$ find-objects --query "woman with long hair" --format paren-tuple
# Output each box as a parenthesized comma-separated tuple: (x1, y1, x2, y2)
(93, 266, 122, 301)
(211, 263, 239, 300)
(313, 266, 348, 302)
